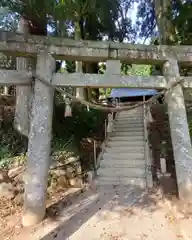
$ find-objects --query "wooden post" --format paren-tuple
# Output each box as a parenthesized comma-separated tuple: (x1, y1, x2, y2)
(163, 59, 192, 201)
(22, 53, 55, 226)
(14, 17, 31, 137)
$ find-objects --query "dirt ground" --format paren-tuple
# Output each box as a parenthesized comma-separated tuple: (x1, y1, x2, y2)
(2, 176, 192, 240)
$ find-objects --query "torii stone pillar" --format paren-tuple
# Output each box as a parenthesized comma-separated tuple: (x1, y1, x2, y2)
(163, 59, 192, 201)
(22, 53, 55, 226)
(14, 17, 31, 137)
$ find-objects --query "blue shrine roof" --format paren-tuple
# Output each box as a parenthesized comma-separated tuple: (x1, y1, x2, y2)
(110, 88, 158, 98)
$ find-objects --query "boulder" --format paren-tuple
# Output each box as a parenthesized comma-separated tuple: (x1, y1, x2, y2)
(57, 175, 68, 188)
(0, 170, 12, 183)
(8, 166, 24, 179)
(0, 182, 16, 199)
(69, 177, 83, 188)
(14, 193, 24, 206)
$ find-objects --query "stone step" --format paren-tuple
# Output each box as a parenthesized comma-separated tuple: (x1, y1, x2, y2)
(101, 160, 146, 168)
(118, 110, 143, 115)
(115, 123, 143, 128)
(113, 131, 143, 136)
(115, 123, 143, 127)
(115, 119, 143, 124)
(113, 127, 143, 132)
(118, 111, 143, 114)
(113, 131, 144, 137)
(117, 116, 143, 120)
(108, 140, 144, 147)
(96, 176, 146, 188)
(106, 143, 144, 150)
(119, 109, 143, 114)
(117, 115, 143, 119)
(109, 135, 144, 142)
(115, 124, 143, 128)
(101, 155, 145, 162)
(103, 151, 144, 159)
(116, 117, 143, 121)
(98, 165, 145, 177)
(110, 128, 144, 137)
(105, 146, 144, 154)
(107, 141, 144, 148)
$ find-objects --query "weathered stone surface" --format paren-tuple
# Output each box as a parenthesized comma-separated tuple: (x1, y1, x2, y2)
(0, 69, 32, 86)
(0, 170, 11, 183)
(69, 177, 83, 188)
(182, 77, 192, 89)
(163, 59, 192, 202)
(148, 104, 176, 187)
(14, 17, 32, 137)
(0, 30, 191, 65)
(53, 73, 167, 89)
(14, 193, 24, 206)
(8, 166, 24, 179)
(22, 53, 55, 227)
(57, 175, 68, 188)
(75, 60, 85, 99)
(50, 158, 82, 188)
(0, 182, 15, 199)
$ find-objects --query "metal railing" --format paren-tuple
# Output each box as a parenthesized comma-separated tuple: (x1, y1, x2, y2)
(93, 111, 117, 175)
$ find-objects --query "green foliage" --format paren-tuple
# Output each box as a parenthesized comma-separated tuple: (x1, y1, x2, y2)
(65, 61, 75, 73)
(124, 64, 151, 76)
(0, 145, 12, 160)
(172, 1, 192, 45)
(99, 64, 151, 98)
(53, 103, 106, 142)
(0, 103, 106, 167)
(189, 122, 192, 137)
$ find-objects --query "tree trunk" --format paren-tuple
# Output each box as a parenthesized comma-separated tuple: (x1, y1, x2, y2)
(154, 0, 174, 44)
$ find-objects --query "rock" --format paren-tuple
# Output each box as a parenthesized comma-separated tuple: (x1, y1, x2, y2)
(14, 171, 24, 183)
(51, 169, 66, 176)
(49, 175, 68, 191)
(69, 177, 83, 188)
(14, 194, 24, 206)
(57, 175, 68, 188)
(0, 170, 12, 184)
(0, 182, 16, 199)
(8, 166, 24, 178)
(86, 171, 94, 185)
(76, 164, 82, 175)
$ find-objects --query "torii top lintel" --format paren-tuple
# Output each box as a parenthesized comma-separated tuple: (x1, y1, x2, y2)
(0, 31, 191, 66)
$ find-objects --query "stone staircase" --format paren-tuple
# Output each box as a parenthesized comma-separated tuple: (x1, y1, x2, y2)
(97, 105, 152, 189)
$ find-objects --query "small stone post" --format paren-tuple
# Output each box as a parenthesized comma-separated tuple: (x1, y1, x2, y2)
(75, 61, 85, 99)
(106, 59, 121, 124)
(14, 17, 31, 137)
(107, 113, 113, 133)
(163, 59, 192, 201)
(22, 53, 55, 226)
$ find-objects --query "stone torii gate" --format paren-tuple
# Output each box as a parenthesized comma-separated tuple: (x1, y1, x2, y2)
(0, 24, 192, 226)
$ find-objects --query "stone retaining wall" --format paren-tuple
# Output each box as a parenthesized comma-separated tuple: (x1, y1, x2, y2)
(148, 103, 177, 191)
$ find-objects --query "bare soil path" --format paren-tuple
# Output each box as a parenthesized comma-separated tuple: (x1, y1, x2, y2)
(9, 183, 192, 240)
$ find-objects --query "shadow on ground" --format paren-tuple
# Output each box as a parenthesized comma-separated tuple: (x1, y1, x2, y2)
(14, 174, 188, 240)
(35, 184, 164, 240)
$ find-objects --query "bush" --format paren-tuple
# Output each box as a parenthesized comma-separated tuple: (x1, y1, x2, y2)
(0, 102, 107, 167)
